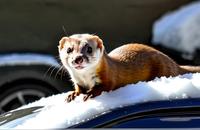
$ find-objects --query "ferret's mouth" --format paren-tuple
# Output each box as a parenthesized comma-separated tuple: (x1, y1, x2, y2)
(74, 65, 84, 70)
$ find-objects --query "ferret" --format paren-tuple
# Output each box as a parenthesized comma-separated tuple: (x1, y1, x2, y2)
(58, 34, 200, 102)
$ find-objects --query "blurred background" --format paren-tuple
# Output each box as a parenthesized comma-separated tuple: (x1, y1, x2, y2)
(0, 0, 199, 113)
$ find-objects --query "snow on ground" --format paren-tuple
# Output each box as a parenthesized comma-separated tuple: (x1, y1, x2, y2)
(2, 73, 200, 129)
(152, 1, 200, 57)
(0, 53, 59, 67)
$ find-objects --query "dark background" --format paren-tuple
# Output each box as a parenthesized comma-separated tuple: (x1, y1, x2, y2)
(0, 0, 192, 56)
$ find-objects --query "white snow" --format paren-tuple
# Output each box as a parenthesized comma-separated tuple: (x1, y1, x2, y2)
(0, 53, 60, 67)
(1, 73, 200, 129)
(152, 1, 200, 58)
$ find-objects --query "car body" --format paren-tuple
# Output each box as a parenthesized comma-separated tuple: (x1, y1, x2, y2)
(0, 98, 200, 128)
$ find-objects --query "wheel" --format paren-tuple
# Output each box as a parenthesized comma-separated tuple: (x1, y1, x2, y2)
(0, 83, 55, 114)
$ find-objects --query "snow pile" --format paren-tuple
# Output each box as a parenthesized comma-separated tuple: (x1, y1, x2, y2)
(152, 1, 200, 57)
(0, 53, 59, 67)
(2, 73, 200, 129)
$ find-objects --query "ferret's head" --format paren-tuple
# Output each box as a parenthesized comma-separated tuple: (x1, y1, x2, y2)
(58, 34, 104, 71)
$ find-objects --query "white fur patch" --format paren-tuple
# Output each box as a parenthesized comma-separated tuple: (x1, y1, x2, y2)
(69, 48, 102, 90)
(59, 34, 104, 89)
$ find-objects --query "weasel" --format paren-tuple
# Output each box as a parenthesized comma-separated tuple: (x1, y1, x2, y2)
(58, 34, 200, 102)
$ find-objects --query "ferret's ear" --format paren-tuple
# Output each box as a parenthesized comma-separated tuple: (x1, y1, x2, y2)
(58, 37, 68, 51)
(90, 35, 104, 51)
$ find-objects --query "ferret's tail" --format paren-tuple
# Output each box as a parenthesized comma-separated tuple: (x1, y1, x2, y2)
(179, 65, 200, 74)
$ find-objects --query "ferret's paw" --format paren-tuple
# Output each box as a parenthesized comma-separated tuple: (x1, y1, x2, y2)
(83, 93, 94, 101)
(65, 91, 80, 103)
(83, 88, 103, 101)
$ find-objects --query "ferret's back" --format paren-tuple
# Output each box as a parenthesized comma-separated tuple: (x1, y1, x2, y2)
(108, 43, 157, 62)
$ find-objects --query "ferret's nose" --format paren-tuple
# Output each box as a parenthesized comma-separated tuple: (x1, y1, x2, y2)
(74, 56, 83, 64)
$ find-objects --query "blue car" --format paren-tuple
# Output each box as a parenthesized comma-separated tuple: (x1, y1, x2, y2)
(0, 97, 200, 128)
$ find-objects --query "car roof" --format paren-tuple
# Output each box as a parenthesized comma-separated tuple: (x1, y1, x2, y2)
(71, 98, 200, 128)
(1, 98, 200, 128)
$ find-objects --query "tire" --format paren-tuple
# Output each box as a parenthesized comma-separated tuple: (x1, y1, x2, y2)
(0, 83, 55, 114)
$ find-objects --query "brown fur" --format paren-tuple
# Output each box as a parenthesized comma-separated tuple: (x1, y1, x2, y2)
(61, 36, 200, 102)
(95, 43, 200, 92)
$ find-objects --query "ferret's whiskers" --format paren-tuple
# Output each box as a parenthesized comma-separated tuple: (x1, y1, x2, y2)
(44, 65, 56, 77)
(61, 66, 66, 80)
(49, 66, 57, 77)
(55, 66, 63, 79)
(62, 25, 68, 36)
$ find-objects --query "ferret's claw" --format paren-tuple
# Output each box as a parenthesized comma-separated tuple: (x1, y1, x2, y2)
(83, 94, 93, 101)
(65, 91, 79, 103)
(83, 88, 103, 101)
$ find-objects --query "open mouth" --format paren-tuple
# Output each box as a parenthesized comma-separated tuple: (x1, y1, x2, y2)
(74, 65, 84, 70)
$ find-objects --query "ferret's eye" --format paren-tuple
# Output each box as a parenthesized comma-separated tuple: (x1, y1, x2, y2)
(87, 46, 93, 54)
(67, 48, 73, 54)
